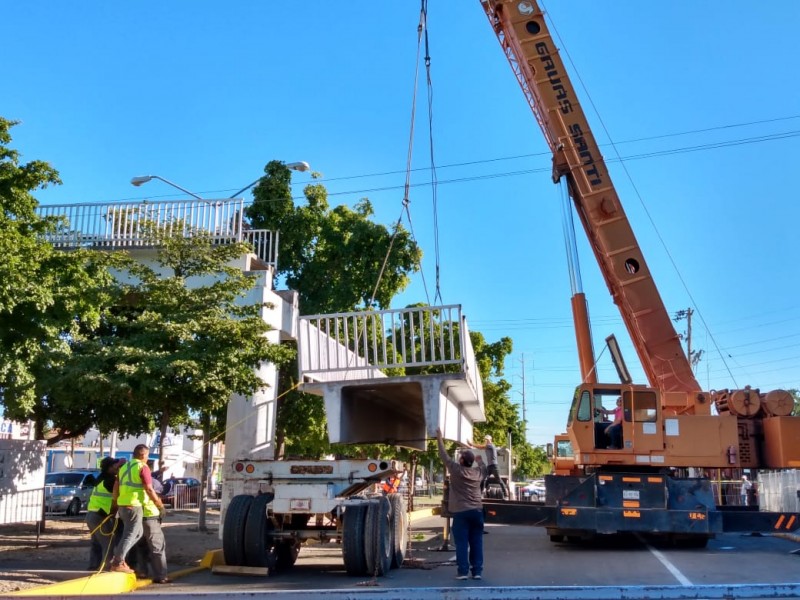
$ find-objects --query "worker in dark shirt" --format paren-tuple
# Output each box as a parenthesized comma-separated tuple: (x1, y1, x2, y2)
(437, 427, 484, 580)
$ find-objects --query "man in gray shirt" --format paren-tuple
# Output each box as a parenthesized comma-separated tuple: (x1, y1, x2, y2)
(469, 434, 509, 499)
(437, 427, 484, 580)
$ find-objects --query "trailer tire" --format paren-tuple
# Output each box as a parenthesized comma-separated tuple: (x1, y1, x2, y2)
(243, 492, 277, 569)
(342, 501, 368, 576)
(388, 493, 407, 569)
(275, 539, 301, 572)
(223, 494, 254, 566)
(365, 497, 392, 577)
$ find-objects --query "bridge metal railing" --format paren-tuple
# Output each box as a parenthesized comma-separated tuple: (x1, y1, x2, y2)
(298, 304, 482, 400)
(36, 199, 279, 269)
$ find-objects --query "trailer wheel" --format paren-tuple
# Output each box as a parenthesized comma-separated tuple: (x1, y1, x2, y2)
(275, 539, 301, 572)
(342, 502, 368, 576)
(388, 493, 407, 569)
(365, 497, 392, 577)
(223, 494, 254, 566)
(244, 492, 277, 569)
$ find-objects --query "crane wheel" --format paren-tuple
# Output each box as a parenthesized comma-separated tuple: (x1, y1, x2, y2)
(388, 493, 407, 569)
(365, 497, 392, 577)
(223, 494, 254, 566)
(243, 492, 277, 569)
(342, 501, 369, 575)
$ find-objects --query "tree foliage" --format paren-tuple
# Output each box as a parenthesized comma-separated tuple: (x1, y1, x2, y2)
(0, 118, 123, 442)
(55, 222, 294, 449)
(790, 389, 800, 416)
(247, 160, 421, 314)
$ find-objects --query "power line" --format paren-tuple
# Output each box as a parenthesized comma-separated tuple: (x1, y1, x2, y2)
(100, 119, 800, 205)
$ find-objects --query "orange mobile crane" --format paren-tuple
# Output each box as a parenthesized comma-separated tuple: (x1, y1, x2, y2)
(480, 0, 800, 544)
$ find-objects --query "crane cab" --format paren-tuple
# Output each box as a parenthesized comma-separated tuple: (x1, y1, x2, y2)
(566, 384, 740, 471)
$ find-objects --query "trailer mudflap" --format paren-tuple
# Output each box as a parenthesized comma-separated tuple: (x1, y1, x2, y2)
(483, 500, 556, 527)
(720, 509, 800, 533)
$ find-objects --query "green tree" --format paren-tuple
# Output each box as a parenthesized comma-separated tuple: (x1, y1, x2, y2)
(247, 161, 422, 458)
(0, 118, 122, 441)
(59, 220, 294, 450)
(790, 389, 800, 416)
(247, 160, 421, 314)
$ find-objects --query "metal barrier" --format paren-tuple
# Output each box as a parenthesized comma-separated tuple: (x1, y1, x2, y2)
(0, 487, 44, 525)
(170, 483, 197, 510)
(757, 471, 800, 512)
(36, 199, 279, 269)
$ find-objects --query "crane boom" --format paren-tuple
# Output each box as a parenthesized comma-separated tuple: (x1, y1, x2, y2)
(481, 0, 700, 394)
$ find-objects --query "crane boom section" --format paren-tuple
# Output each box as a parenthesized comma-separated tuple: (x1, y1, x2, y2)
(481, 0, 700, 394)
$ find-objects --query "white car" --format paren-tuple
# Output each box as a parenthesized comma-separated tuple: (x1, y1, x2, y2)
(520, 480, 546, 502)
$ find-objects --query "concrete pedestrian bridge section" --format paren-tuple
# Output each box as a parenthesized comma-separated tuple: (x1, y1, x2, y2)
(297, 305, 485, 450)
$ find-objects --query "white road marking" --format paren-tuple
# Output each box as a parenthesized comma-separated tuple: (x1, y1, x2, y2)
(646, 543, 693, 587)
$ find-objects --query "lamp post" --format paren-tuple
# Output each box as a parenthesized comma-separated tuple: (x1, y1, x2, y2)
(229, 161, 311, 199)
(130, 174, 204, 200)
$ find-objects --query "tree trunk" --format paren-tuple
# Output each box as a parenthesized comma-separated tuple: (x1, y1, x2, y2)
(158, 411, 169, 466)
(198, 412, 210, 533)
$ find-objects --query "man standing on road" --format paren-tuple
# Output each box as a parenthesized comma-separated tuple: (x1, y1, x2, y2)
(133, 492, 171, 583)
(437, 427, 484, 580)
(469, 434, 509, 499)
(741, 475, 752, 507)
(110, 444, 166, 574)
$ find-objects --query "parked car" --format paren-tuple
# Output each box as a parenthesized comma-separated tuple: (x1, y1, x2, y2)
(44, 470, 99, 516)
(159, 477, 202, 508)
(520, 479, 546, 502)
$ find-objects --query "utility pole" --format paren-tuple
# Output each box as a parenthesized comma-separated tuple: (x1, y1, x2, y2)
(521, 353, 527, 428)
(674, 307, 701, 372)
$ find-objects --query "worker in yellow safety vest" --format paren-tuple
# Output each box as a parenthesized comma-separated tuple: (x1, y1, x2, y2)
(109, 444, 165, 574)
(85, 456, 125, 570)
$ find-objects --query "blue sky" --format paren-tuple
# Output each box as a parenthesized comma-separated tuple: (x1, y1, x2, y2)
(4, 1, 800, 447)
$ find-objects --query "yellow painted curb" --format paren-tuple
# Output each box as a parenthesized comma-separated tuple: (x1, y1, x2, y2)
(10, 572, 136, 596)
(201, 549, 226, 568)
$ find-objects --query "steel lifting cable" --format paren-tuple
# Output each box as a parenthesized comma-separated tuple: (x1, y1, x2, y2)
(422, 0, 442, 305)
(369, 0, 435, 309)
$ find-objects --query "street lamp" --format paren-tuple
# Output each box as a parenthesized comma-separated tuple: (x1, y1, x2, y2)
(228, 161, 311, 199)
(130, 174, 204, 200)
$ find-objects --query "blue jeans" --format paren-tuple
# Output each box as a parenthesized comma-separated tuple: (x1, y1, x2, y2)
(451, 508, 484, 577)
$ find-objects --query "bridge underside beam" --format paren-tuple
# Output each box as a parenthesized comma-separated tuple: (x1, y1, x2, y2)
(303, 374, 485, 450)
